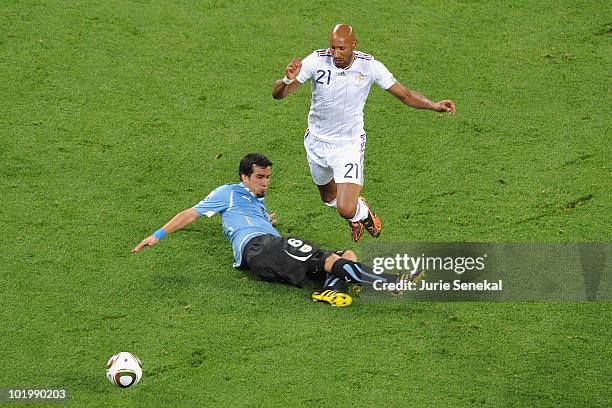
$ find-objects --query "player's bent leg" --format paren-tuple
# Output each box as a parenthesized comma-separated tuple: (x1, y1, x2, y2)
(316, 180, 337, 206)
(321, 251, 356, 273)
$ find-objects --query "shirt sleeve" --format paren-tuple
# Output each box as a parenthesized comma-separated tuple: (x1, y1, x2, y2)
(296, 51, 319, 83)
(372, 59, 397, 90)
(193, 185, 232, 217)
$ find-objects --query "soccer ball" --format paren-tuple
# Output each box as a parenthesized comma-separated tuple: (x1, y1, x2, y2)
(106, 352, 143, 388)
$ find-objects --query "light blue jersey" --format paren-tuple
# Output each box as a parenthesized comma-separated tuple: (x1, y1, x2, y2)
(193, 182, 280, 267)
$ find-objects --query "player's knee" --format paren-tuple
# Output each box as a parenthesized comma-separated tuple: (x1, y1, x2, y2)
(342, 250, 357, 261)
(337, 202, 357, 219)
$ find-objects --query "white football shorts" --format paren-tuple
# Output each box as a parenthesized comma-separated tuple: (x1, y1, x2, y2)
(303, 130, 366, 186)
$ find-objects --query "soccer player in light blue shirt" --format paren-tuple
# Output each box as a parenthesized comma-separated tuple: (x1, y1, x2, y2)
(192, 182, 280, 268)
(132, 153, 420, 306)
(132, 154, 277, 267)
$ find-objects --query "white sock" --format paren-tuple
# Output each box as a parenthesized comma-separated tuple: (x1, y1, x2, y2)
(349, 198, 369, 222)
(324, 198, 337, 208)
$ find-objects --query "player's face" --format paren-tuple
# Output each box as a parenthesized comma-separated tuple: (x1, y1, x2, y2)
(329, 35, 356, 68)
(242, 165, 271, 198)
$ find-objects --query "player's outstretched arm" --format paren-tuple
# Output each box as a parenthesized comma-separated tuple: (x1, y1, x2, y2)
(131, 208, 201, 253)
(387, 82, 456, 113)
(272, 58, 302, 99)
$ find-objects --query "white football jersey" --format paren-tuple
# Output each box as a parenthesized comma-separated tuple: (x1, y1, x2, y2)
(296, 49, 397, 143)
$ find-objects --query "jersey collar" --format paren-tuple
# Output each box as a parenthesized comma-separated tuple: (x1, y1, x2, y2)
(238, 182, 266, 202)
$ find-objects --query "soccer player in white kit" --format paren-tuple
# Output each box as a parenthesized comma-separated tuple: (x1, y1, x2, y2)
(272, 24, 456, 242)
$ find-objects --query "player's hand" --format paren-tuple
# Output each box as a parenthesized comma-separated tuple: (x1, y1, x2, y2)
(131, 236, 160, 253)
(285, 58, 302, 80)
(268, 212, 278, 226)
(434, 99, 456, 114)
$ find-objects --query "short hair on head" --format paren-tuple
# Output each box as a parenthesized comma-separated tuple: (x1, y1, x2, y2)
(239, 153, 273, 178)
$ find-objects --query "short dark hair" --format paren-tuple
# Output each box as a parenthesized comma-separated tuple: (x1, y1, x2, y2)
(239, 153, 273, 178)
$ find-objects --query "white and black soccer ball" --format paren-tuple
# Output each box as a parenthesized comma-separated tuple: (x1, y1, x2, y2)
(106, 352, 143, 388)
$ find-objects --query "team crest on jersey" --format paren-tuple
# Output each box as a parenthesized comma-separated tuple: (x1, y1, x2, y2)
(355, 74, 365, 82)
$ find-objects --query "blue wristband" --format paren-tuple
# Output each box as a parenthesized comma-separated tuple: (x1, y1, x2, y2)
(152, 228, 167, 240)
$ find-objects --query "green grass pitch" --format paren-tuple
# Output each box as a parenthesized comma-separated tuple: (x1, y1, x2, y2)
(1, 0, 610, 406)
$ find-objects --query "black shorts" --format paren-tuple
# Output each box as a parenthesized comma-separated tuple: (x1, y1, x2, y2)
(241, 234, 334, 287)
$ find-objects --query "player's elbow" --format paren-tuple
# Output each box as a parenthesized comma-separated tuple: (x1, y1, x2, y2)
(183, 208, 201, 222)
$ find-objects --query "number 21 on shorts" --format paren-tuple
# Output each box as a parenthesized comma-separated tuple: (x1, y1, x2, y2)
(344, 163, 359, 179)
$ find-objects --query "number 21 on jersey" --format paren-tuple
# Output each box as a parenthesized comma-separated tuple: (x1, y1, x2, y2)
(315, 70, 331, 85)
